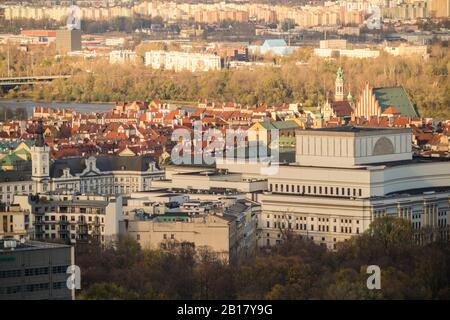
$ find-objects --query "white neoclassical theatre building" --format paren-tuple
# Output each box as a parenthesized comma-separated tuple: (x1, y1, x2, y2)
(217, 127, 450, 249)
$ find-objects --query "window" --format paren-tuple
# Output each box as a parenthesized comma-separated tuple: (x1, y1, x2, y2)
(53, 266, 69, 274)
(136, 234, 140, 241)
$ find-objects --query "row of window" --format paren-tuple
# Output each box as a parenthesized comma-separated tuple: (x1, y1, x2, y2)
(35, 233, 105, 242)
(266, 214, 359, 225)
(39, 215, 105, 222)
(0, 283, 52, 294)
(0, 184, 33, 193)
(265, 221, 359, 234)
(0, 265, 69, 279)
(269, 183, 363, 197)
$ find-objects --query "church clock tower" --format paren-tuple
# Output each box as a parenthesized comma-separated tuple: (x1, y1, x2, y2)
(335, 67, 344, 102)
(31, 119, 50, 194)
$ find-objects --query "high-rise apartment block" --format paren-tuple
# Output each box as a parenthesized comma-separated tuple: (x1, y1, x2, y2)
(56, 29, 81, 53)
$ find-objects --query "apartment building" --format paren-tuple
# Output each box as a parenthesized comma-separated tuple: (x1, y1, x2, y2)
(13, 194, 122, 244)
(384, 44, 428, 58)
(0, 205, 27, 240)
(120, 197, 259, 262)
(109, 50, 137, 64)
(145, 51, 222, 72)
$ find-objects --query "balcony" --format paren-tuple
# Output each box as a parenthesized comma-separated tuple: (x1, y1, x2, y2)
(77, 227, 89, 234)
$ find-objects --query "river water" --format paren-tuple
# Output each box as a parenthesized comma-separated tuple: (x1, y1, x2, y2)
(0, 99, 114, 115)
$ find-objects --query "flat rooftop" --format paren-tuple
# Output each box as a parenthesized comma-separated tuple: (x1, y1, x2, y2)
(0, 240, 70, 253)
(297, 126, 411, 136)
(285, 156, 450, 170)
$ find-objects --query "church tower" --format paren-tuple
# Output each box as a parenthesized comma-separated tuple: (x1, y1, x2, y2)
(31, 119, 50, 194)
(335, 67, 344, 102)
(314, 105, 324, 128)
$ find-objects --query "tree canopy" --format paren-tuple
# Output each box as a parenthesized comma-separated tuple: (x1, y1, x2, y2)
(76, 217, 450, 300)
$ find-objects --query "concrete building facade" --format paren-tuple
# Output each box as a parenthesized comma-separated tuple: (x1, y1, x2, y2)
(56, 29, 81, 53)
(0, 239, 73, 300)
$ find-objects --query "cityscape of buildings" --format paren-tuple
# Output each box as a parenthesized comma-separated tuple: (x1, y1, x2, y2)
(2, 0, 449, 26)
(0, 0, 449, 302)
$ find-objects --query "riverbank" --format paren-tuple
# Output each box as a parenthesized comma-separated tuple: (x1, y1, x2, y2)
(0, 99, 114, 114)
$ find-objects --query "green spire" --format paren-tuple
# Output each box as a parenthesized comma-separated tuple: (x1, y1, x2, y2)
(347, 91, 353, 101)
(315, 105, 323, 119)
(336, 67, 344, 82)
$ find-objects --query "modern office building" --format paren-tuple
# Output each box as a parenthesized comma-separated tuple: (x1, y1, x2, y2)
(56, 29, 81, 53)
(0, 239, 73, 300)
(145, 50, 222, 72)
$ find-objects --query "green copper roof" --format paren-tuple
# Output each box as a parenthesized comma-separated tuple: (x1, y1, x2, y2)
(14, 148, 30, 155)
(152, 212, 190, 222)
(315, 105, 323, 119)
(259, 120, 301, 130)
(373, 87, 419, 118)
(1, 153, 25, 166)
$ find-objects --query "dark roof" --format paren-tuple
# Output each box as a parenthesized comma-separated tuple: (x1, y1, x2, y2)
(331, 101, 353, 117)
(372, 87, 419, 118)
(50, 155, 156, 178)
(307, 126, 394, 132)
(0, 170, 32, 183)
